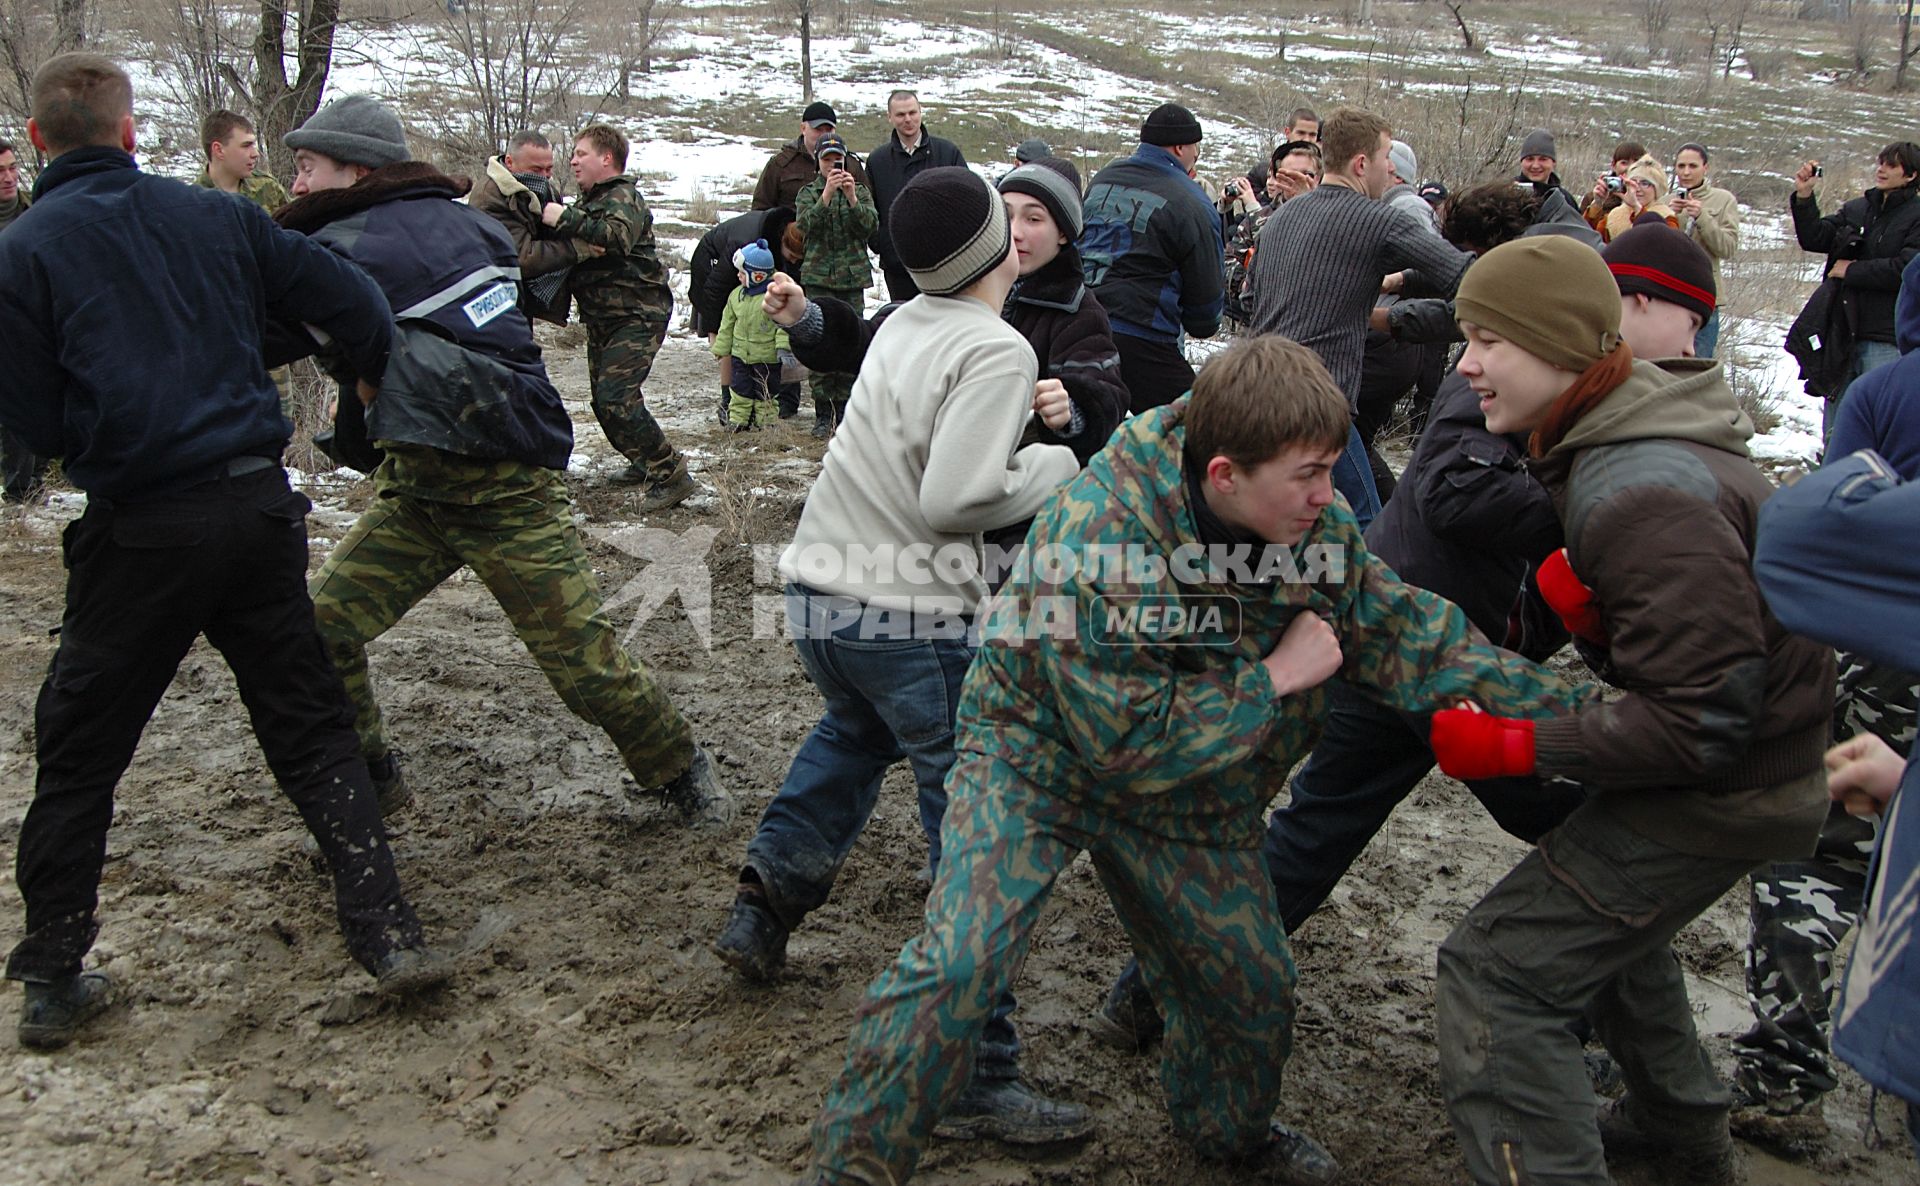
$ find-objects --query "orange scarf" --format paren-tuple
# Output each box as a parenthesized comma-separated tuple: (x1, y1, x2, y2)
(1529, 342, 1635, 459)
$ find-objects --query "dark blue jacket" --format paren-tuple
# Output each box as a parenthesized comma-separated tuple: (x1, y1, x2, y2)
(0, 148, 391, 499)
(1079, 145, 1224, 344)
(274, 163, 571, 471)
(1829, 252, 1920, 480)
(1754, 451, 1920, 1106)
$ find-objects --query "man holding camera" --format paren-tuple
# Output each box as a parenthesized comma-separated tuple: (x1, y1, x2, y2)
(794, 133, 877, 437)
(1790, 142, 1920, 441)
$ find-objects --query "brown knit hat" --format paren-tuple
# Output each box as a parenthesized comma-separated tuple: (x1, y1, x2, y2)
(1454, 237, 1622, 372)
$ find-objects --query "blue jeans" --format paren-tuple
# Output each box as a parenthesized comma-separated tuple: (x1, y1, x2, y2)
(1825, 339, 1901, 445)
(1263, 681, 1586, 934)
(746, 584, 1019, 1075)
(1693, 308, 1720, 359)
(1333, 422, 1382, 531)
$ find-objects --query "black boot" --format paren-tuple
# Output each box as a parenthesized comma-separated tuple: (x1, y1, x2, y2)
(777, 382, 801, 419)
(18, 972, 112, 1050)
(1089, 956, 1163, 1051)
(811, 398, 833, 439)
(931, 1076, 1095, 1144)
(713, 875, 788, 982)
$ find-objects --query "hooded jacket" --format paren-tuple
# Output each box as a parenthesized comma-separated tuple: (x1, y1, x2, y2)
(0, 147, 390, 499)
(467, 156, 576, 324)
(1753, 451, 1920, 1107)
(960, 400, 1599, 846)
(1527, 358, 1834, 860)
(1830, 253, 1920, 478)
(1791, 181, 1920, 344)
(275, 162, 572, 477)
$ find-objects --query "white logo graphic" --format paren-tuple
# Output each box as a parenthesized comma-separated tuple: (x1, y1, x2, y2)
(592, 525, 720, 650)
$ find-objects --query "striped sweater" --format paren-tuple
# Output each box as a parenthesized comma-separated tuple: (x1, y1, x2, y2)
(1248, 182, 1472, 410)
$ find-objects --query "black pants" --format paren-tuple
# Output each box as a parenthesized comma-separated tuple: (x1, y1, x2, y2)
(1116, 333, 1196, 415)
(6, 465, 422, 983)
(1, 424, 46, 502)
(879, 252, 920, 303)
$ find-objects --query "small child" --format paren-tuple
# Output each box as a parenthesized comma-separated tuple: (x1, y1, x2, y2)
(711, 239, 787, 431)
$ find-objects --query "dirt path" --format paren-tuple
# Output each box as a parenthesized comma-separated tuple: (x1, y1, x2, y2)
(0, 334, 1911, 1186)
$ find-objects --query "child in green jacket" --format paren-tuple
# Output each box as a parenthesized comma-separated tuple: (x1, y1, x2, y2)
(711, 239, 788, 430)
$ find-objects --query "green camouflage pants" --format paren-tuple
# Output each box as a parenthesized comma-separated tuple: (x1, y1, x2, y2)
(807, 751, 1297, 1184)
(308, 475, 695, 788)
(585, 317, 681, 481)
(802, 286, 864, 408)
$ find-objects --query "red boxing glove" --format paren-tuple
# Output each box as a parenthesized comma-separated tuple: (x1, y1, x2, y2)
(1536, 548, 1607, 644)
(1430, 706, 1537, 780)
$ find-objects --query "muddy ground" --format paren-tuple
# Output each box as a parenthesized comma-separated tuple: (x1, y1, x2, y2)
(0, 333, 1913, 1186)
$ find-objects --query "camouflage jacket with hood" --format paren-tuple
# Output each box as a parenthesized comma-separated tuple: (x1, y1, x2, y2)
(959, 399, 1600, 847)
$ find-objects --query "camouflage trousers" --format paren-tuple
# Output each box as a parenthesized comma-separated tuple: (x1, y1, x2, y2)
(802, 286, 864, 407)
(308, 474, 696, 788)
(1729, 805, 1874, 1112)
(1731, 654, 1914, 1112)
(807, 752, 1297, 1185)
(585, 317, 682, 482)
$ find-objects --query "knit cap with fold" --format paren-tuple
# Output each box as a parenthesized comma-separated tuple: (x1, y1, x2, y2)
(284, 94, 411, 168)
(1140, 103, 1203, 147)
(888, 167, 1010, 296)
(998, 156, 1084, 238)
(1602, 222, 1716, 322)
(1454, 236, 1621, 372)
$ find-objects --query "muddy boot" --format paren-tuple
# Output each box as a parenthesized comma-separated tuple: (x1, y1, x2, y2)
(367, 751, 412, 818)
(370, 945, 452, 997)
(637, 464, 698, 514)
(931, 1076, 1095, 1145)
(777, 382, 801, 419)
(1263, 1121, 1341, 1186)
(1088, 956, 1163, 1052)
(713, 875, 788, 982)
(1598, 1095, 1737, 1185)
(811, 398, 833, 439)
(18, 972, 111, 1051)
(658, 745, 733, 826)
(1728, 1092, 1828, 1162)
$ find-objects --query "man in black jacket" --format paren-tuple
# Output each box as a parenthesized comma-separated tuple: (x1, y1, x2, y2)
(0, 54, 445, 1051)
(1790, 143, 1920, 441)
(866, 90, 967, 300)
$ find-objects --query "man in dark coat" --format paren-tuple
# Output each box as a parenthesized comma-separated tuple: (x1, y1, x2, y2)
(751, 100, 868, 212)
(689, 205, 800, 420)
(865, 89, 967, 300)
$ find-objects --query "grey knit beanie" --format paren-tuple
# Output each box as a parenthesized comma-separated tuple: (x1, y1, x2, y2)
(890, 167, 1011, 296)
(1519, 128, 1556, 161)
(285, 95, 411, 168)
(998, 157, 1083, 238)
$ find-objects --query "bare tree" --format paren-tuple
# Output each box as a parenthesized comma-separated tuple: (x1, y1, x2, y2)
(1436, 0, 1476, 50)
(223, 0, 344, 187)
(0, 0, 89, 133)
(781, 0, 812, 103)
(1897, 0, 1918, 89)
(135, 0, 244, 129)
(435, 0, 591, 162)
(592, 0, 681, 106)
(1842, 0, 1884, 79)
(1642, 0, 1675, 57)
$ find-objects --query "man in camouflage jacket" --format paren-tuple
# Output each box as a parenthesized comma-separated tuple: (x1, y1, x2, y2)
(798, 338, 1596, 1186)
(544, 123, 695, 510)
(794, 133, 877, 436)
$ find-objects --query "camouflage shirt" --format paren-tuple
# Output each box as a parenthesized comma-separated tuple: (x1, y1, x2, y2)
(795, 174, 877, 291)
(194, 170, 292, 212)
(555, 174, 673, 327)
(962, 400, 1600, 847)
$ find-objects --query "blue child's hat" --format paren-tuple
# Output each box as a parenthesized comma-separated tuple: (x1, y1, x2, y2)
(734, 238, 777, 296)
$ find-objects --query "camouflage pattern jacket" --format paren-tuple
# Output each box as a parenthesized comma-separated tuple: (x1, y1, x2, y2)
(795, 174, 877, 292)
(193, 170, 291, 213)
(960, 399, 1599, 847)
(555, 174, 672, 327)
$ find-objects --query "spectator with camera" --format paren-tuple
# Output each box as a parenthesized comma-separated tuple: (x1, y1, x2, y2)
(1222, 139, 1319, 329)
(1789, 142, 1920, 441)
(1579, 138, 1645, 233)
(1670, 143, 1739, 358)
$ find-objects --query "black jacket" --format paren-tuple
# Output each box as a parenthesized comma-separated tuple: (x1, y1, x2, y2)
(0, 148, 391, 499)
(1002, 247, 1129, 464)
(1791, 183, 1920, 344)
(274, 163, 572, 472)
(689, 206, 795, 335)
(1081, 146, 1225, 343)
(1364, 370, 1565, 654)
(865, 130, 966, 262)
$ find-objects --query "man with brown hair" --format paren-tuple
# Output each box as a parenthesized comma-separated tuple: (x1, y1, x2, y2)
(1250, 105, 1473, 529)
(540, 122, 695, 509)
(194, 109, 289, 210)
(0, 53, 445, 1051)
(796, 335, 1597, 1185)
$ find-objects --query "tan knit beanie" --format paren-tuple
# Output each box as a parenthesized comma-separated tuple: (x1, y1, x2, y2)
(1454, 237, 1622, 372)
